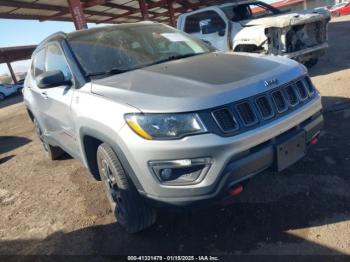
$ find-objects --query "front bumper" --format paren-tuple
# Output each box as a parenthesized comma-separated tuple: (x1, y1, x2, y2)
(281, 43, 328, 62)
(117, 95, 323, 206)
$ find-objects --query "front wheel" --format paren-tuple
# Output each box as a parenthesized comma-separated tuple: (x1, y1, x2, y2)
(0, 92, 5, 101)
(97, 143, 157, 233)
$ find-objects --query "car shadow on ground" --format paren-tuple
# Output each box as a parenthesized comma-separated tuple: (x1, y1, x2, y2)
(0, 136, 31, 155)
(0, 94, 23, 109)
(0, 96, 350, 256)
(309, 19, 350, 77)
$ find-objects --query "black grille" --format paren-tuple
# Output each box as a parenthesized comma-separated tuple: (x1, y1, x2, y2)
(210, 77, 316, 135)
(284, 85, 299, 106)
(256, 95, 274, 119)
(295, 81, 308, 101)
(236, 101, 258, 126)
(212, 108, 239, 132)
(304, 77, 315, 95)
(272, 90, 288, 113)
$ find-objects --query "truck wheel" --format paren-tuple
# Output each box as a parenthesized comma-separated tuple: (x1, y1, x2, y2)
(97, 143, 157, 233)
(0, 92, 5, 101)
(33, 118, 64, 160)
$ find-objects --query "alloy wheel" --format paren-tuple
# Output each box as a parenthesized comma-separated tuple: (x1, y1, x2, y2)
(100, 159, 126, 222)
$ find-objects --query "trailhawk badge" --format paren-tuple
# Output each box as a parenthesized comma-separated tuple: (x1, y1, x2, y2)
(264, 79, 279, 87)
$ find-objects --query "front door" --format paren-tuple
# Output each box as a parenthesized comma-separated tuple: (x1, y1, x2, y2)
(40, 43, 78, 155)
(183, 9, 230, 51)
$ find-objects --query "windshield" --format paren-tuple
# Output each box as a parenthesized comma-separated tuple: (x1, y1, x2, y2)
(221, 1, 281, 22)
(68, 24, 213, 77)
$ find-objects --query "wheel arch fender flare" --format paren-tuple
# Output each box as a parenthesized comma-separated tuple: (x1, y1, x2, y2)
(79, 126, 145, 193)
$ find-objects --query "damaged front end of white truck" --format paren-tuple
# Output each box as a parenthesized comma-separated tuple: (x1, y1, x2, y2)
(177, 1, 331, 67)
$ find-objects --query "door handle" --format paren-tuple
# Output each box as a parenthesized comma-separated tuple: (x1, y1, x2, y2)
(40, 91, 48, 99)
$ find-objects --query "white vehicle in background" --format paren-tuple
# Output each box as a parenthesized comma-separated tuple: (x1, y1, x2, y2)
(177, 0, 331, 67)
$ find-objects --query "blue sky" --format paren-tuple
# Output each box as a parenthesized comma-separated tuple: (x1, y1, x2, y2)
(0, 0, 276, 75)
(0, 19, 104, 75)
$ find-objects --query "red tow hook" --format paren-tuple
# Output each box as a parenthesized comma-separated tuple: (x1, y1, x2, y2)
(228, 184, 243, 196)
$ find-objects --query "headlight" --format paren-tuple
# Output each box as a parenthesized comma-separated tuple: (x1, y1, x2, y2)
(125, 113, 207, 140)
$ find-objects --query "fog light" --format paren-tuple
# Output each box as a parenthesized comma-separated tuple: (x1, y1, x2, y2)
(149, 158, 212, 186)
(160, 168, 172, 180)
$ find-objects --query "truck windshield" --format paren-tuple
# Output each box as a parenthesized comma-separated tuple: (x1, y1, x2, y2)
(222, 1, 281, 22)
(67, 24, 213, 78)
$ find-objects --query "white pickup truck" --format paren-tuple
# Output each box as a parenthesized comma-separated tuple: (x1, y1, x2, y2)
(177, 0, 330, 67)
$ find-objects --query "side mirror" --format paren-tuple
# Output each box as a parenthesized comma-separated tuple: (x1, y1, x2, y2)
(36, 70, 72, 89)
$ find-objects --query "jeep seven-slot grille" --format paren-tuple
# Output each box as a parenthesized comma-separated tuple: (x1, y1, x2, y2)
(256, 95, 274, 119)
(236, 101, 258, 126)
(212, 108, 239, 133)
(304, 77, 315, 95)
(295, 80, 308, 101)
(211, 77, 316, 135)
(272, 90, 288, 113)
(285, 85, 299, 106)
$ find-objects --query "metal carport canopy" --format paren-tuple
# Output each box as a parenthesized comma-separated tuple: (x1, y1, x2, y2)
(0, 0, 224, 83)
(0, 45, 36, 83)
(0, 0, 222, 28)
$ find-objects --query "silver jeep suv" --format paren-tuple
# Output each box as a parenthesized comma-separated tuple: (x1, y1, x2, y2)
(23, 23, 323, 233)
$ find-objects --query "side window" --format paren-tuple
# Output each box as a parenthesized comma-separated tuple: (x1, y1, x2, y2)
(231, 5, 252, 21)
(33, 49, 46, 77)
(184, 11, 226, 34)
(45, 44, 72, 81)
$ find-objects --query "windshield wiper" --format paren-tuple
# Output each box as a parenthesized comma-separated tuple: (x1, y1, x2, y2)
(86, 68, 131, 78)
(86, 53, 207, 78)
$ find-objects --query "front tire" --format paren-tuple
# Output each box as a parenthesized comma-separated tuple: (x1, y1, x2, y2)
(0, 92, 5, 101)
(97, 143, 157, 233)
(33, 118, 64, 160)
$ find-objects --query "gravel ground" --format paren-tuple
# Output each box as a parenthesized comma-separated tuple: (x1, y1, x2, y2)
(0, 16, 350, 257)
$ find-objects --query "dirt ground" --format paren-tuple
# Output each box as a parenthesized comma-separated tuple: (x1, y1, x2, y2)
(1, 16, 350, 257)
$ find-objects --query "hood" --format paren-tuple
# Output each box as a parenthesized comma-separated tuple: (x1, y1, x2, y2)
(240, 11, 329, 28)
(91, 52, 304, 113)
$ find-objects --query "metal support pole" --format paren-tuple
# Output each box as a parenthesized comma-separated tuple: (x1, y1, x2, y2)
(167, 0, 176, 26)
(303, 0, 307, 10)
(6, 62, 17, 84)
(67, 0, 88, 30)
(138, 0, 149, 20)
